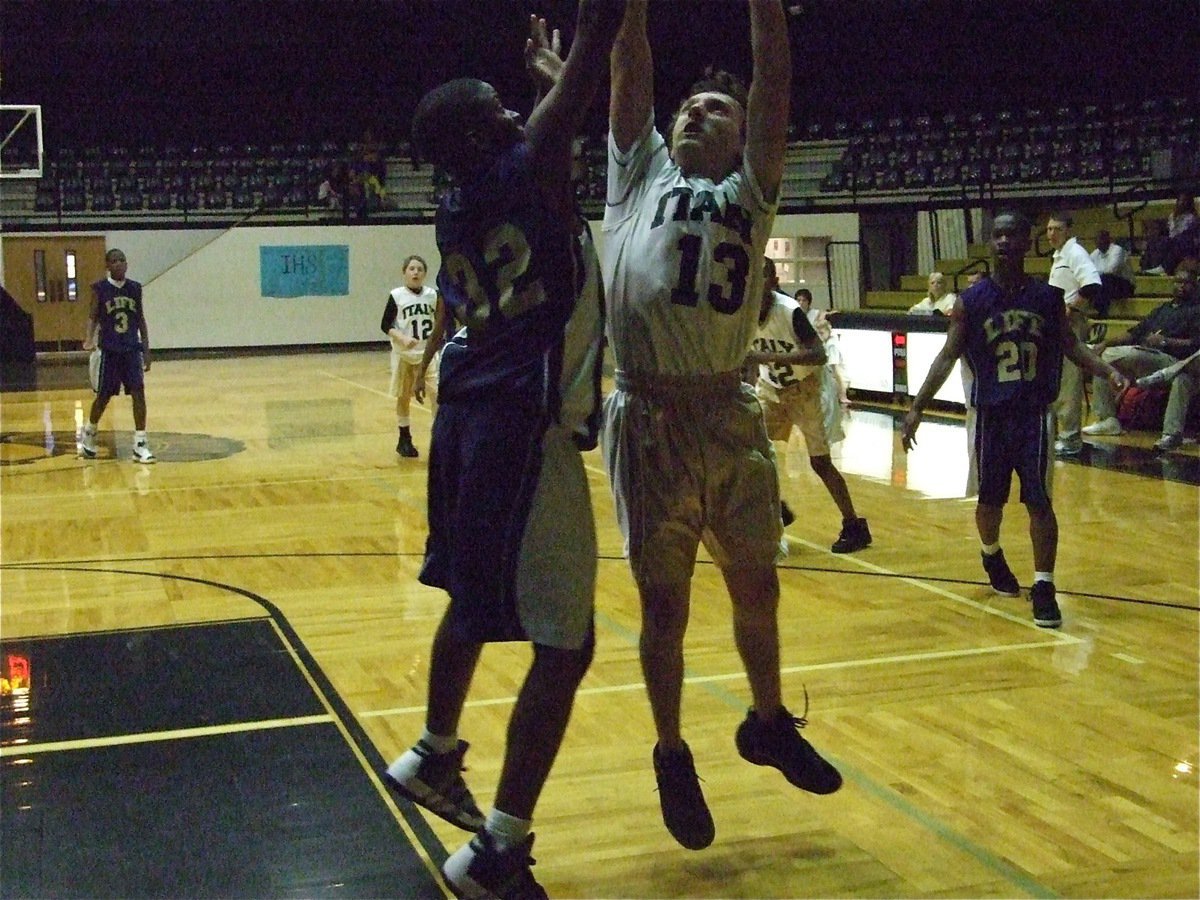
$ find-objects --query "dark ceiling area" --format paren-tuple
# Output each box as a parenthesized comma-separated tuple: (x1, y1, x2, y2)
(4, 0, 1198, 149)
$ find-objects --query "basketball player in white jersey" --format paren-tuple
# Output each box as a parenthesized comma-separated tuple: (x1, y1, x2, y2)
(750, 256, 871, 553)
(381, 254, 441, 457)
(602, 0, 841, 852)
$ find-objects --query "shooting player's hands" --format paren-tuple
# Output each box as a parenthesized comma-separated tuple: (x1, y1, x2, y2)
(525, 14, 563, 91)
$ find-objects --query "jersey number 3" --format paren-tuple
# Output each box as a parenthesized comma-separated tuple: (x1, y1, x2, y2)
(670, 234, 749, 315)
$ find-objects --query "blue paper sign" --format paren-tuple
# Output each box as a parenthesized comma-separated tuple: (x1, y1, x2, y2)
(260, 245, 350, 297)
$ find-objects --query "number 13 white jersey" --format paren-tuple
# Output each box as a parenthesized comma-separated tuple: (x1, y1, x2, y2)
(602, 115, 776, 376)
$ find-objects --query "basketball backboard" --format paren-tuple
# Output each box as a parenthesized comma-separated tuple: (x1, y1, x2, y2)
(0, 105, 44, 179)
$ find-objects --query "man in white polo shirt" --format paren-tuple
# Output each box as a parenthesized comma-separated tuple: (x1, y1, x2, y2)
(1046, 212, 1103, 455)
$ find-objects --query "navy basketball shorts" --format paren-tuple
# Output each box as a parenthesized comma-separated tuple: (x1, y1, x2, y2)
(96, 349, 145, 399)
(419, 397, 596, 650)
(973, 403, 1055, 508)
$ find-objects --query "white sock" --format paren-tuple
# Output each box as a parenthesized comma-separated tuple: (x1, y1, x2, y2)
(485, 808, 531, 852)
(981, 542, 1001, 556)
(134, 430, 147, 444)
(1034, 571, 1054, 584)
(420, 729, 458, 754)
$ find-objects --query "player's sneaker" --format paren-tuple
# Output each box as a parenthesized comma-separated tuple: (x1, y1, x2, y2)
(132, 440, 156, 464)
(1153, 433, 1184, 452)
(80, 424, 98, 459)
(1081, 417, 1122, 436)
(1137, 363, 1183, 389)
(1054, 438, 1082, 456)
(981, 549, 1020, 597)
(384, 739, 485, 832)
(1030, 581, 1062, 629)
(735, 705, 842, 795)
(442, 830, 547, 900)
(397, 428, 419, 458)
(831, 517, 871, 553)
(652, 742, 714, 850)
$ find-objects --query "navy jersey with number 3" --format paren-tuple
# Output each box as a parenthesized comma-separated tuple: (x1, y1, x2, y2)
(434, 142, 578, 406)
(93, 278, 145, 352)
(961, 278, 1065, 408)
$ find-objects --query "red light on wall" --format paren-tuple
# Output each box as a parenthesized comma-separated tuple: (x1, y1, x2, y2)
(892, 333, 907, 347)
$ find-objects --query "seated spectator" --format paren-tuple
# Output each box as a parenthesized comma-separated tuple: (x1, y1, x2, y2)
(317, 161, 346, 210)
(1164, 192, 1200, 275)
(1140, 218, 1172, 274)
(908, 271, 956, 315)
(1083, 261, 1200, 451)
(1089, 229, 1135, 316)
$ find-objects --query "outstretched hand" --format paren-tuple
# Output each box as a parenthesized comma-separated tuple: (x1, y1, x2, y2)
(413, 364, 429, 404)
(525, 14, 563, 92)
(900, 409, 921, 452)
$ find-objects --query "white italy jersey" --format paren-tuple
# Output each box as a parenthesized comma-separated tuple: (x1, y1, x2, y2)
(602, 116, 777, 376)
(754, 291, 819, 392)
(389, 284, 438, 364)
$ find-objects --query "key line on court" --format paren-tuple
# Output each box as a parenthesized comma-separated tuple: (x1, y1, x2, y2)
(0, 714, 333, 758)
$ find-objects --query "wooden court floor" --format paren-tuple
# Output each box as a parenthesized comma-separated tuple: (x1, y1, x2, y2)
(2, 349, 1197, 898)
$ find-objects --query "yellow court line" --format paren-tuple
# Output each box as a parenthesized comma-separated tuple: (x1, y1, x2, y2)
(0, 713, 332, 757)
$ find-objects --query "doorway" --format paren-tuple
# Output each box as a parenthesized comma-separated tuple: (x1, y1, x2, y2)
(2, 235, 108, 350)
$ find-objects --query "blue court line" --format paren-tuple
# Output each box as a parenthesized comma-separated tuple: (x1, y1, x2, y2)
(593, 607, 1059, 899)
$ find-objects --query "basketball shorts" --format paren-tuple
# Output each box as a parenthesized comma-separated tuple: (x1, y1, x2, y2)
(603, 370, 782, 584)
(761, 374, 830, 456)
(389, 351, 438, 407)
(96, 349, 145, 399)
(972, 403, 1054, 508)
(419, 398, 596, 650)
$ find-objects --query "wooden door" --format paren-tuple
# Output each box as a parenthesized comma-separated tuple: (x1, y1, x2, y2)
(1, 235, 108, 348)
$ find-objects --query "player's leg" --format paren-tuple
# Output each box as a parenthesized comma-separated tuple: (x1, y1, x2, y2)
(1018, 408, 1061, 627)
(975, 405, 1020, 596)
(395, 361, 419, 457)
(795, 380, 869, 552)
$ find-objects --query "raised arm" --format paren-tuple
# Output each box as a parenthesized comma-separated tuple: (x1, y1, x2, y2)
(744, 0, 791, 203)
(524, 0, 623, 170)
(608, 0, 650, 154)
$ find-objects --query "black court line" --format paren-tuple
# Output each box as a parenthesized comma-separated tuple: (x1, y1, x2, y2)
(9, 553, 1194, 613)
(0, 568, 451, 899)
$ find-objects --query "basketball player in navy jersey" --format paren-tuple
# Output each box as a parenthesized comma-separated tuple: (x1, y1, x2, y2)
(602, 0, 841, 853)
(902, 211, 1127, 628)
(380, 4, 621, 897)
(80, 248, 154, 463)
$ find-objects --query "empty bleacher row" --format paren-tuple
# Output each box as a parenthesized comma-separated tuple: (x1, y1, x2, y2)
(819, 97, 1198, 195)
(13, 95, 1199, 223)
(29, 140, 401, 217)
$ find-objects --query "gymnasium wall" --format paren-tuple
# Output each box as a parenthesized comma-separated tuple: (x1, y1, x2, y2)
(95, 211, 860, 350)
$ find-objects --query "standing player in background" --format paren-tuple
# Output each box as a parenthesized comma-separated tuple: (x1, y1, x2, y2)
(80, 248, 155, 463)
(381, 3, 621, 897)
(381, 254, 441, 457)
(602, 0, 841, 853)
(1045, 213, 1103, 456)
(750, 257, 870, 552)
(901, 211, 1127, 629)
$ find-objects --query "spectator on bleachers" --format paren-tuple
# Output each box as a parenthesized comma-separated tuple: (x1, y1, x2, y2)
(1140, 218, 1172, 274)
(1089, 228, 1135, 316)
(1082, 260, 1200, 451)
(908, 271, 956, 315)
(1046, 212, 1104, 455)
(1164, 192, 1200, 275)
(317, 162, 346, 210)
